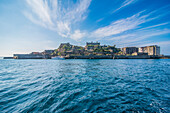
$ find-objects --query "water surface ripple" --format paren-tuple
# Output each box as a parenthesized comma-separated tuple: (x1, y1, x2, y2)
(0, 59, 170, 112)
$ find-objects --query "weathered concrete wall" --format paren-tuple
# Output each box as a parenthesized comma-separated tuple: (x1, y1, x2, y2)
(159, 55, 170, 59)
(114, 55, 166, 59)
(3, 57, 13, 59)
(65, 55, 167, 59)
(65, 55, 113, 59)
(13, 54, 51, 59)
(114, 55, 150, 59)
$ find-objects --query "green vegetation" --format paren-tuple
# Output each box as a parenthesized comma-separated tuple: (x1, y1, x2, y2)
(62, 45, 71, 51)
(94, 48, 104, 52)
(58, 52, 61, 56)
(52, 43, 120, 56)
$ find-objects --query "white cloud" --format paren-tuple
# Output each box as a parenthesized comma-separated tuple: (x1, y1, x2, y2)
(56, 21, 71, 38)
(133, 30, 170, 42)
(25, 0, 169, 46)
(70, 30, 86, 41)
(109, 34, 136, 40)
(139, 22, 169, 30)
(108, 29, 170, 47)
(91, 7, 169, 39)
(91, 11, 152, 38)
(113, 0, 138, 13)
(96, 18, 104, 23)
(26, 0, 53, 26)
(139, 41, 170, 47)
(24, 0, 91, 40)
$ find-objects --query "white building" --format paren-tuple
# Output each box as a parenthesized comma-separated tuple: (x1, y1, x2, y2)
(138, 45, 160, 56)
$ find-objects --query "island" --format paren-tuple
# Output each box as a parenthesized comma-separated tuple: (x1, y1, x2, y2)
(4, 42, 170, 59)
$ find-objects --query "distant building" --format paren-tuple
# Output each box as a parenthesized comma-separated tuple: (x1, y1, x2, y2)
(43, 50, 55, 55)
(13, 54, 45, 59)
(31, 52, 42, 55)
(122, 47, 138, 55)
(13, 53, 51, 59)
(58, 43, 72, 53)
(138, 45, 160, 55)
(85, 42, 100, 51)
(3, 57, 13, 59)
(132, 52, 148, 56)
(86, 42, 100, 46)
(101, 45, 107, 48)
(59, 43, 71, 48)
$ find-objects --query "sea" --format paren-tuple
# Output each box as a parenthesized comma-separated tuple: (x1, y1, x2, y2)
(0, 59, 169, 113)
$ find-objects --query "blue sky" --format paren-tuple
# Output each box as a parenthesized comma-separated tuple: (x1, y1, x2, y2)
(0, 0, 170, 56)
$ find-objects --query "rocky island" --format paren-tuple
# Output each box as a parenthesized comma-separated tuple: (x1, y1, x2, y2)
(5, 42, 170, 59)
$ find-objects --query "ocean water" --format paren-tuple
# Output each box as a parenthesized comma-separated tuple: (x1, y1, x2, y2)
(0, 59, 169, 113)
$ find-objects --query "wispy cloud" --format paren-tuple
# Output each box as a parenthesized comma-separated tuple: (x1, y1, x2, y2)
(96, 18, 104, 23)
(108, 34, 136, 40)
(122, 0, 137, 7)
(98, 5, 170, 48)
(24, 0, 91, 40)
(25, 0, 169, 45)
(25, 0, 53, 27)
(91, 11, 154, 38)
(112, 0, 138, 13)
(90, 5, 170, 39)
(108, 29, 170, 47)
(139, 41, 170, 47)
(139, 22, 169, 30)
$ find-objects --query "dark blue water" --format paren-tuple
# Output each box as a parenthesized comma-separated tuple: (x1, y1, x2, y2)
(0, 59, 169, 113)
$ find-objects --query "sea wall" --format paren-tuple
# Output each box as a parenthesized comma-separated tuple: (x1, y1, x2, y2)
(114, 55, 151, 59)
(3, 57, 13, 59)
(65, 55, 113, 59)
(65, 55, 168, 59)
(13, 54, 51, 59)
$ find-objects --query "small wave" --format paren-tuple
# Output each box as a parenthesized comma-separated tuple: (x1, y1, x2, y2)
(0, 59, 169, 112)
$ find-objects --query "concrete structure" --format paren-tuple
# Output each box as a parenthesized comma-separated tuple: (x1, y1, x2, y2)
(122, 47, 138, 55)
(58, 43, 72, 52)
(132, 52, 148, 56)
(12, 42, 163, 59)
(31, 52, 42, 55)
(86, 42, 100, 46)
(13, 54, 49, 59)
(138, 45, 160, 55)
(43, 50, 55, 55)
(59, 43, 71, 48)
(114, 55, 150, 59)
(65, 55, 113, 59)
(101, 45, 107, 48)
(85, 42, 101, 51)
(3, 57, 13, 59)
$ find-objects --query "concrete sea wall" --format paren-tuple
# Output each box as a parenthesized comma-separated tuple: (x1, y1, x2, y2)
(65, 55, 113, 59)
(65, 55, 169, 59)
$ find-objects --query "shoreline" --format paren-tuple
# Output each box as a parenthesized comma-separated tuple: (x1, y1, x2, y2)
(3, 55, 170, 59)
